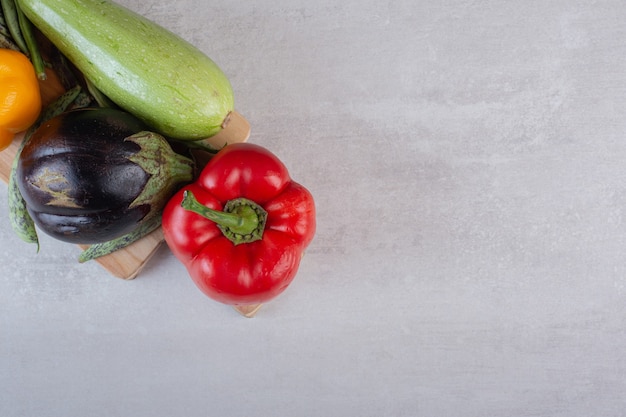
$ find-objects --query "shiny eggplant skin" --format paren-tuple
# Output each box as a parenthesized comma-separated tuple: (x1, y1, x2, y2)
(17, 108, 152, 244)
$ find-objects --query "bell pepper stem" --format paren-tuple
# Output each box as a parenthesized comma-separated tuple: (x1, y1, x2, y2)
(180, 190, 268, 245)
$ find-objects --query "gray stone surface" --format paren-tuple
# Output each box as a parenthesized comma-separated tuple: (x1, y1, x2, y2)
(2, 0, 626, 416)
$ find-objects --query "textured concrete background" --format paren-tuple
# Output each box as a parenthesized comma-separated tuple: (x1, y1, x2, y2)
(2, 0, 626, 416)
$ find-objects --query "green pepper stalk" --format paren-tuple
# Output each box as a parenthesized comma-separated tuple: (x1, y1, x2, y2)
(180, 191, 267, 246)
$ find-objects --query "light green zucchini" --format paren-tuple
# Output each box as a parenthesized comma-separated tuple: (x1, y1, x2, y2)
(17, 0, 234, 140)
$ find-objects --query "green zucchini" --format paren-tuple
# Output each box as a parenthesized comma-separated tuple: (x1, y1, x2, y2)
(17, 0, 234, 141)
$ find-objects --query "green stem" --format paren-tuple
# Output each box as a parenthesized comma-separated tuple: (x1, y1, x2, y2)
(180, 190, 267, 245)
(0, 0, 27, 53)
(79, 214, 162, 263)
(85, 77, 116, 108)
(125, 131, 194, 210)
(16, 3, 46, 80)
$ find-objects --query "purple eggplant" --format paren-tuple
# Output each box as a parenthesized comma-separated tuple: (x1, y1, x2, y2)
(17, 107, 194, 244)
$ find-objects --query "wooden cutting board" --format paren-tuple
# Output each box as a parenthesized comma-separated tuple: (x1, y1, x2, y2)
(0, 71, 250, 280)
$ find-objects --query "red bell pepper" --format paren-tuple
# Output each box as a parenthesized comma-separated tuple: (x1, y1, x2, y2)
(162, 143, 316, 307)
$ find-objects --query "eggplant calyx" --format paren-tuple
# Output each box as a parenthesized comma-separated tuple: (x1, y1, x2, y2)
(125, 131, 194, 216)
